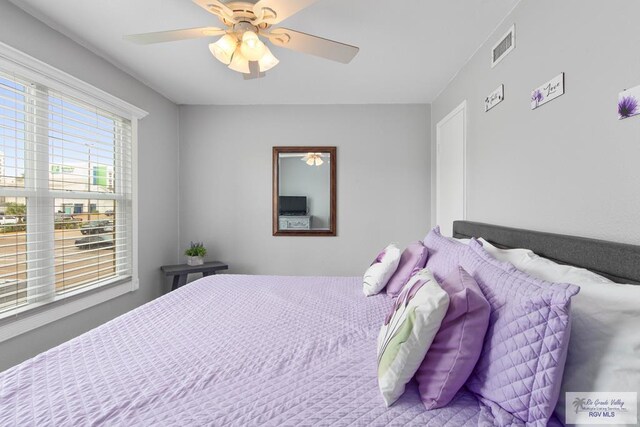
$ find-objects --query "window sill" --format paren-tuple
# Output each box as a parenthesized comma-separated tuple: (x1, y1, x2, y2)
(0, 277, 139, 343)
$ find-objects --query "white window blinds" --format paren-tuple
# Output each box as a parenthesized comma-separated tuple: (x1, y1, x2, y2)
(0, 66, 133, 316)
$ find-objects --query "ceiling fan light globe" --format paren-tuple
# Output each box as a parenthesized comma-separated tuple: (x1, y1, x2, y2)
(228, 51, 250, 74)
(240, 31, 267, 61)
(258, 46, 279, 72)
(241, 30, 260, 45)
(209, 34, 237, 65)
(315, 158, 323, 166)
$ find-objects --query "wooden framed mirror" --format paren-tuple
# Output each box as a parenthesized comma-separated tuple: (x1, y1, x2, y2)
(273, 146, 336, 236)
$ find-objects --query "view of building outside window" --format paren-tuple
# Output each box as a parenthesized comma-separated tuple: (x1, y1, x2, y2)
(0, 71, 130, 314)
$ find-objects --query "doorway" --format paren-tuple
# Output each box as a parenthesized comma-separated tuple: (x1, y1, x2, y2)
(436, 101, 466, 237)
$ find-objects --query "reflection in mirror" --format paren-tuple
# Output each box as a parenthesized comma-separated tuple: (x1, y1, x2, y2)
(279, 152, 330, 230)
(273, 147, 336, 236)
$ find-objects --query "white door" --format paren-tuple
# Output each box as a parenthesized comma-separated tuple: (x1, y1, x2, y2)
(436, 101, 466, 237)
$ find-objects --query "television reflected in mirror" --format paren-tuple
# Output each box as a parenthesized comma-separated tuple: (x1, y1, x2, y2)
(273, 147, 336, 236)
(279, 196, 307, 216)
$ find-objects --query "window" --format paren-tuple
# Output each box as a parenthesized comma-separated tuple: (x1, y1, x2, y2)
(0, 43, 145, 330)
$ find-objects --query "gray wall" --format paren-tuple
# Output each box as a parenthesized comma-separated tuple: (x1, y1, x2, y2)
(0, 1, 180, 371)
(179, 104, 431, 276)
(279, 156, 330, 229)
(431, 0, 640, 245)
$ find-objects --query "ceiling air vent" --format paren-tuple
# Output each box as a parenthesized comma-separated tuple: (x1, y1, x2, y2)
(491, 25, 515, 68)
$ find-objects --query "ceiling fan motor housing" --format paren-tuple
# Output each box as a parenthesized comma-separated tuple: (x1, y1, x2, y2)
(217, 1, 272, 29)
(220, 0, 260, 4)
(232, 21, 259, 38)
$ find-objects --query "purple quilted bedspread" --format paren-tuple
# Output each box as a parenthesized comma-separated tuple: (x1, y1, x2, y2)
(0, 275, 545, 426)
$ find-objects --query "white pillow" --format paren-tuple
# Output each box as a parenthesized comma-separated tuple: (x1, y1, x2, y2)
(477, 238, 640, 423)
(451, 237, 471, 244)
(377, 268, 449, 406)
(363, 244, 401, 296)
(477, 238, 613, 285)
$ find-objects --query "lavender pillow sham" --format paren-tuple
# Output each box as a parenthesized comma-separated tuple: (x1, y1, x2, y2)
(460, 239, 580, 426)
(422, 226, 467, 282)
(415, 266, 490, 410)
(385, 242, 428, 298)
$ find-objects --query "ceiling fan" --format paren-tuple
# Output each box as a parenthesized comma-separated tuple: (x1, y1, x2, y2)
(124, 0, 360, 80)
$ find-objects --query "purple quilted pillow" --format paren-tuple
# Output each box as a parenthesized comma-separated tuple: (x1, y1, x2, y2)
(385, 242, 428, 297)
(460, 239, 580, 426)
(422, 226, 467, 282)
(415, 266, 490, 409)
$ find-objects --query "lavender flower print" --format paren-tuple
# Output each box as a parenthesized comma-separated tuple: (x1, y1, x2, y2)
(404, 279, 428, 307)
(384, 309, 393, 326)
(370, 249, 386, 266)
(531, 89, 544, 107)
(378, 277, 430, 364)
(618, 95, 638, 119)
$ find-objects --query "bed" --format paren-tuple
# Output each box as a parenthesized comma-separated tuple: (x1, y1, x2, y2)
(0, 275, 495, 426)
(0, 221, 638, 426)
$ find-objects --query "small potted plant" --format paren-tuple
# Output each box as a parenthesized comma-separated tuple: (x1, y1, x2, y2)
(185, 241, 207, 266)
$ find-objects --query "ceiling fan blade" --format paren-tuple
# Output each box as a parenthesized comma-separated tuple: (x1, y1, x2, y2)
(124, 27, 226, 44)
(193, 0, 236, 23)
(266, 28, 359, 64)
(253, 0, 320, 25)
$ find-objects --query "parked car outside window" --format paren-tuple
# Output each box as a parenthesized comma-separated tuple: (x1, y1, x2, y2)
(0, 216, 19, 225)
(80, 220, 115, 235)
(55, 212, 79, 222)
(75, 235, 115, 250)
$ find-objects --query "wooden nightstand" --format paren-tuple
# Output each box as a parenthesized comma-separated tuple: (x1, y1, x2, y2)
(161, 261, 228, 291)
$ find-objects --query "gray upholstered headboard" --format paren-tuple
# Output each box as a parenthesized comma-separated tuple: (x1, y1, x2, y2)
(453, 221, 640, 285)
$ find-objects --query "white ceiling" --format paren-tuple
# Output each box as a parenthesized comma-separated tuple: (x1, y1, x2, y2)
(9, 0, 520, 105)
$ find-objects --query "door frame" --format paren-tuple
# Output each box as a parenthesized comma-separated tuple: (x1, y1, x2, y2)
(435, 100, 467, 230)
